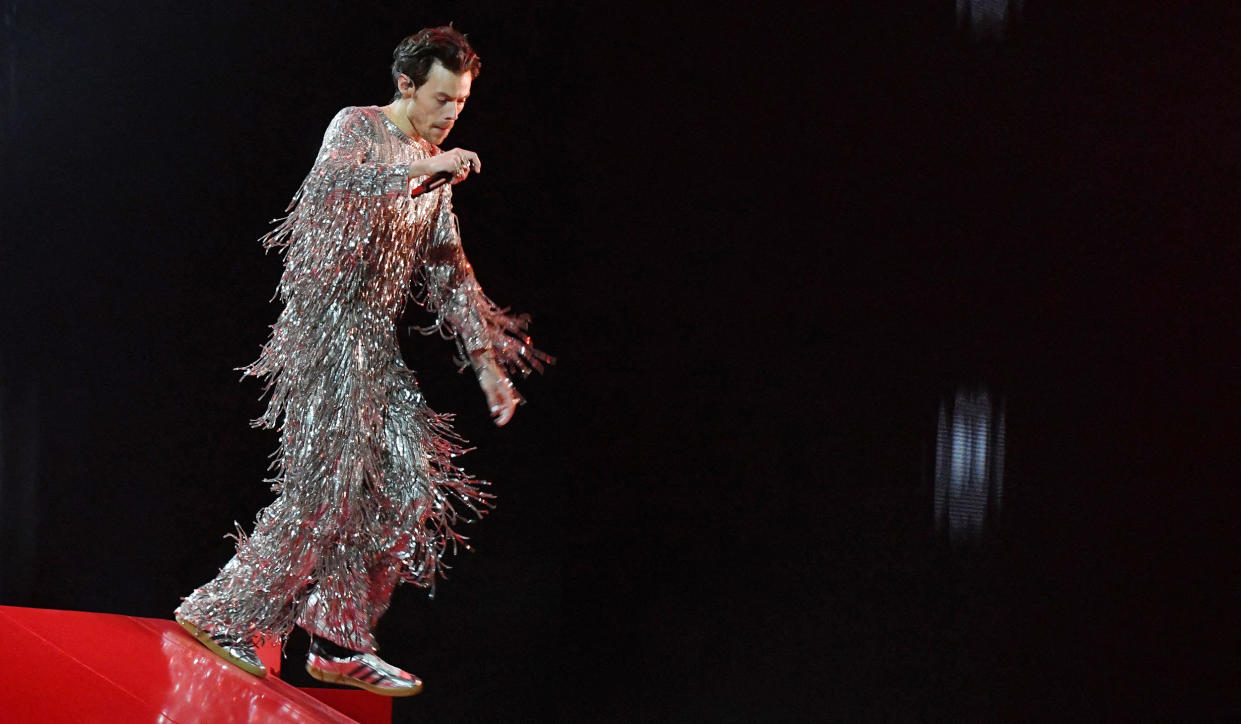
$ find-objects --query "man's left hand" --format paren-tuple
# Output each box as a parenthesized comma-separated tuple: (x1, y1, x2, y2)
(477, 361, 521, 426)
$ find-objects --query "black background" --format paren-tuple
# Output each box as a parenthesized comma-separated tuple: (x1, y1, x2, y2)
(1, 1, 1237, 721)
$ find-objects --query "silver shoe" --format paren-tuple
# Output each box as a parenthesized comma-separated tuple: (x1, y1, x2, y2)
(175, 615, 267, 677)
(306, 650, 423, 697)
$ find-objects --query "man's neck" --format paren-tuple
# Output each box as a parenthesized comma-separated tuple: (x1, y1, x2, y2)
(381, 102, 419, 139)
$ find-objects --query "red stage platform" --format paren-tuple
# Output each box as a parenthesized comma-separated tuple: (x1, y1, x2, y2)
(0, 605, 392, 723)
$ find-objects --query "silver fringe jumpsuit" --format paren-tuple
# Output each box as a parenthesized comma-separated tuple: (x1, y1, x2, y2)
(175, 106, 546, 652)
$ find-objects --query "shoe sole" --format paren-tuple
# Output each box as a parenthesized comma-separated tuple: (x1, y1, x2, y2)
(306, 663, 423, 697)
(175, 615, 267, 677)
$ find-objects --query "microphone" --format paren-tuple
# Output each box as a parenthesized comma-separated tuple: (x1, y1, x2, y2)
(410, 171, 454, 197)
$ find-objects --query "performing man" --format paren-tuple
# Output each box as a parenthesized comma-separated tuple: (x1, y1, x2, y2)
(174, 26, 550, 697)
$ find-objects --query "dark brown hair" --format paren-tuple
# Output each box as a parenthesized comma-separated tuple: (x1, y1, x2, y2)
(391, 26, 481, 98)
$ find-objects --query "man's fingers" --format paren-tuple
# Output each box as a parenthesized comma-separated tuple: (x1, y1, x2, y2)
(482, 371, 515, 425)
(446, 149, 480, 174)
(490, 401, 513, 426)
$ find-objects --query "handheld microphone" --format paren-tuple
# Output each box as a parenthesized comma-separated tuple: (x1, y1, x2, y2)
(410, 171, 454, 197)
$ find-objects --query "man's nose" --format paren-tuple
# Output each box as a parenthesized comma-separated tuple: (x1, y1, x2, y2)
(446, 105, 459, 120)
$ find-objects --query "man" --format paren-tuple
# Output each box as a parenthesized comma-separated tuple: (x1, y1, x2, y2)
(174, 26, 549, 697)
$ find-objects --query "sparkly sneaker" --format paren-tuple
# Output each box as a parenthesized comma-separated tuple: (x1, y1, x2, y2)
(305, 639, 423, 697)
(175, 615, 267, 677)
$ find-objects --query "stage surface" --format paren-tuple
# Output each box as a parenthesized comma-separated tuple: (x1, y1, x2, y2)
(0, 605, 391, 723)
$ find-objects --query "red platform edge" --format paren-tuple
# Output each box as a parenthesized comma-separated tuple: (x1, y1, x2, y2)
(0, 605, 391, 724)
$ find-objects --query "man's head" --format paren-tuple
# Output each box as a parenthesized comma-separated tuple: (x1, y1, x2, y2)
(391, 26, 482, 146)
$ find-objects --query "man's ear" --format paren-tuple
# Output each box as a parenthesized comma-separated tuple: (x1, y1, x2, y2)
(397, 74, 416, 98)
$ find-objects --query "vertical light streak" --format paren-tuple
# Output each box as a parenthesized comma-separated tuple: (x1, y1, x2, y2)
(935, 386, 1006, 543)
(957, 0, 1023, 41)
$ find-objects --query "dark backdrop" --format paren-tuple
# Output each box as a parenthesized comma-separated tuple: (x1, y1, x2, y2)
(1, 1, 1237, 721)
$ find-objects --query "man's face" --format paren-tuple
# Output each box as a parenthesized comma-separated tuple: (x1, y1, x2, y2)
(407, 62, 472, 146)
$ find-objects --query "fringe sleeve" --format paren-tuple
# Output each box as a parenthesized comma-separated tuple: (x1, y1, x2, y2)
(260, 106, 413, 277)
(416, 189, 553, 378)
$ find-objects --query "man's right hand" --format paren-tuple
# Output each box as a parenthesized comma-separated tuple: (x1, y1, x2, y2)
(414, 148, 481, 185)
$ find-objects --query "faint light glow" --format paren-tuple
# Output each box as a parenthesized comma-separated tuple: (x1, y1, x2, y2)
(934, 386, 1006, 543)
(957, 0, 1022, 41)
